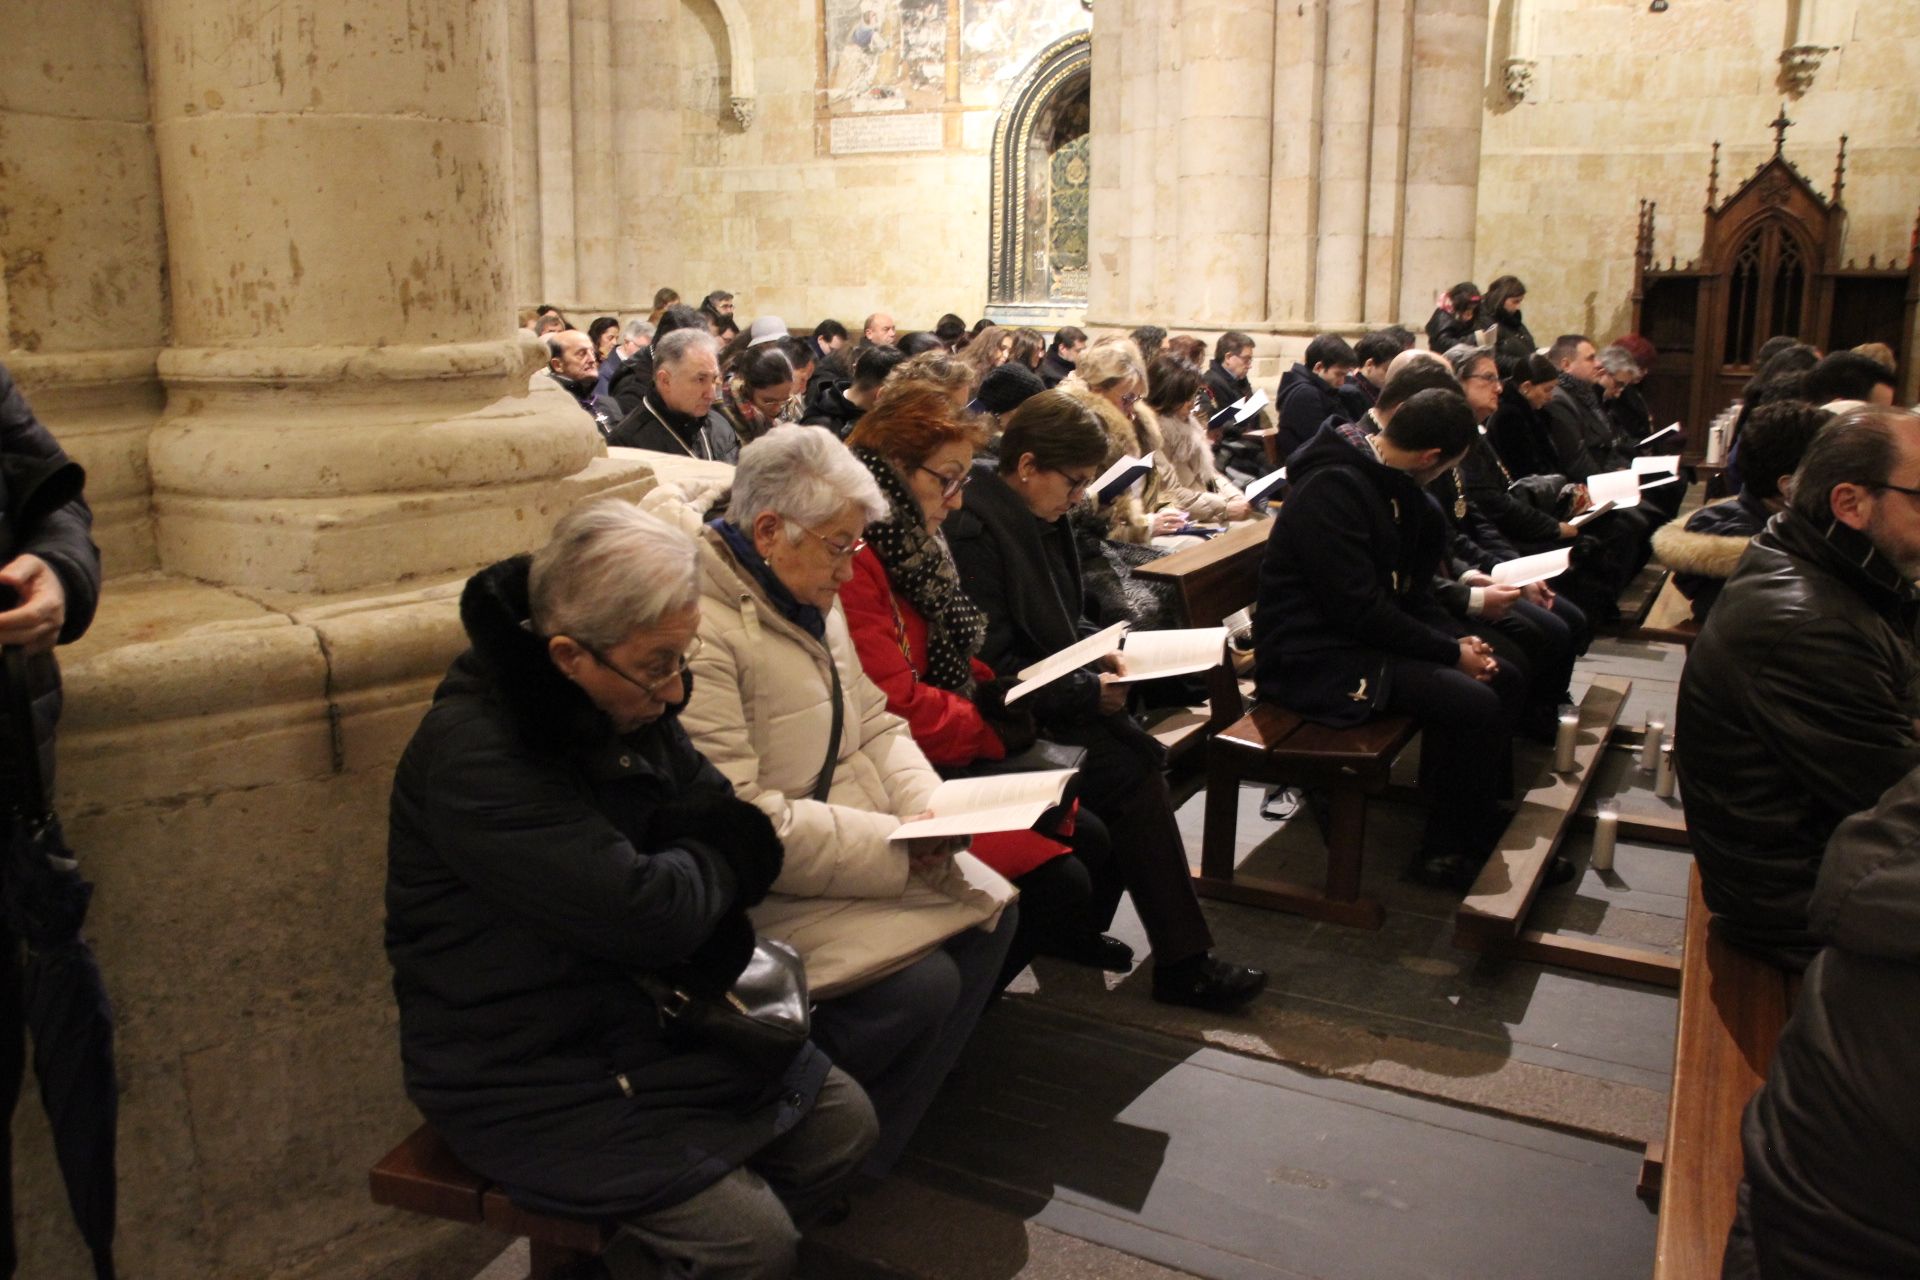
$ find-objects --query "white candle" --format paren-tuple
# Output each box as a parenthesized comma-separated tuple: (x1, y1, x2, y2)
(1592, 809, 1618, 872)
(1656, 743, 1677, 798)
(1554, 711, 1580, 773)
(1640, 719, 1665, 771)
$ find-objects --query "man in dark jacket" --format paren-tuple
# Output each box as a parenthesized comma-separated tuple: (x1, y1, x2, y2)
(1254, 385, 1523, 889)
(1676, 405, 1920, 970)
(1724, 760, 1920, 1279)
(607, 330, 740, 462)
(1205, 331, 1269, 483)
(387, 501, 875, 1275)
(1335, 331, 1402, 421)
(1037, 326, 1086, 388)
(1653, 399, 1830, 622)
(803, 344, 903, 439)
(1272, 333, 1358, 463)
(1541, 335, 1629, 482)
(545, 329, 622, 440)
(0, 364, 102, 798)
(607, 303, 708, 419)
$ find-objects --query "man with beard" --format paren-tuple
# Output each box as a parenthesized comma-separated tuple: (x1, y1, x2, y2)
(1676, 405, 1920, 970)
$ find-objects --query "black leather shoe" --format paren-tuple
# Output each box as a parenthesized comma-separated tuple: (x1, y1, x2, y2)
(1545, 854, 1577, 886)
(1407, 852, 1480, 892)
(1151, 955, 1267, 1011)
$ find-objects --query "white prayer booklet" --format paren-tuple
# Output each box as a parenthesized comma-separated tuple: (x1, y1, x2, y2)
(889, 769, 1079, 842)
(1639, 422, 1681, 447)
(1093, 452, 1155, 503)
(1233, 388, 1271, 424)
(1244, 467, 1288, 505)
(1588, 468, 1643, 510)
(1004, 621, 1128, 705)
(1490, 547, 1571, 587)
(1568, 499, 1616, 528)
(1637, 472, 1683, 490)
(1109, 627, 1231, 683)
(1476, 326, 1499, 347)
(1632, 454, 1681, 475)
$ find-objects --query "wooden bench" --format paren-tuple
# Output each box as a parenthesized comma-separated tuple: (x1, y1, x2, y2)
(1624, 572, 1701, 647)
(1606, 563, 1673, 634)
(1651, 869, 1797, 1280)
(371, 1125, 614, 1279)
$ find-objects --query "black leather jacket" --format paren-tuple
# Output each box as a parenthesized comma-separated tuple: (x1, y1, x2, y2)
(1675, 510, 1920, 969)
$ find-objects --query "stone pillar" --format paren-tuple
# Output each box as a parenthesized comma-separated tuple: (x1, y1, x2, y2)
(143, 0, 610, 594)
(611, 0, 681, 306)
(1266, 1, 1325, 326)
(0, 0, 165, 576)
(570, 0, 617, 303)
(1172, 0, 1275, 325)
(1399, 0, 1490, 323)
(533, 0, 579, 307)
(1313, 0, 1378, 328)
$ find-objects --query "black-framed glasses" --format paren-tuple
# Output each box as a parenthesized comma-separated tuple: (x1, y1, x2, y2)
(580, 635, 704, 699)
(799, 526, 867, 561)
(1876, 483, 1920, 500)
(917, 465, 972, 499)
(1049, 466, 1096, 497)
(1463, 370, 1500, 384)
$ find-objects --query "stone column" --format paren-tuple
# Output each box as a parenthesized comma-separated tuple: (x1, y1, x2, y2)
(1399, 0, 1490, 323)
(570, 0, 617, 306)
(533, 0, 579, 307)
(143, 0, 610, 594)
(1172, 0, 1275, 326)
(1266, 1, 1325, 325)
(1313, 0, 1378, 328)
(0, 0, 166, 576)
(611, 0, 681, 306)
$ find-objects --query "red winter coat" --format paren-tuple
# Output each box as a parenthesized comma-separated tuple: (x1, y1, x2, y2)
(840, 548, 1069, 879)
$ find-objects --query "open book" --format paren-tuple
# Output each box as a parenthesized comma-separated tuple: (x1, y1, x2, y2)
(1568, 499, 1616, 528)
(1110, 627, 1230, 683)
(1639, 422, 1681, 448)
(1244, 467, 1288, 506)
(1587, 468, 1644, 510)
(889, 769, 1078, 842)
(1490, 547, 1571, 588)
(1632, 454, 1681, 476)
(1207, 388, 1272, 431)
(1004, 621, 1127, 705)
(1092, 452, 1155, 503)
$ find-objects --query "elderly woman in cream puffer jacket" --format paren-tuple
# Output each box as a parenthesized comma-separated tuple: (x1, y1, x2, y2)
(674, 424, 1016, 1178)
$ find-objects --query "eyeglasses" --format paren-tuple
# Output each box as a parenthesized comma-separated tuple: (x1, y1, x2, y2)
(799, 525, 867, 561)
(1049, 467, 1097, 497)
(1875, 483, 1920, 501)
(581, 634, 704, 699)
(917, 465, 972, 499)
(1464, 371, 1500, 384)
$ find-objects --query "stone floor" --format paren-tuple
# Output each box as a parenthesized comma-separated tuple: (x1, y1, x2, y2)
(468, 638, 1686, 1279)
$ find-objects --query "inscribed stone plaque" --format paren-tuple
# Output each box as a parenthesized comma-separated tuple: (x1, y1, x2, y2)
(829, 112, 945, 155)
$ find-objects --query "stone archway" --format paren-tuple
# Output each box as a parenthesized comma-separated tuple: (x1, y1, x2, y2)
(986, 31, 1091, 324)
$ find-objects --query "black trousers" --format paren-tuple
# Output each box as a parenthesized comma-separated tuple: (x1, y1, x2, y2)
(1383, 655, 1518, 863)
(998, 808, 1111, 988)
(1044, 714, 1215, 966)
(1486, 597, 1580, 726)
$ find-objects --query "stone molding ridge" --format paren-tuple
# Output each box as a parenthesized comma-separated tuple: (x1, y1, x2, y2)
(155, 336, 547, 388)
(6, 348, 164, 391)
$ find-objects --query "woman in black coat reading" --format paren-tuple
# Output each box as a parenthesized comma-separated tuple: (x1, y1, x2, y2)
(385, 500, 875, 1279)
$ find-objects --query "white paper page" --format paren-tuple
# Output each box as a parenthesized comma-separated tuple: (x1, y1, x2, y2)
(1639, 422, 1681, 447)
(1234, 388, 1271, 424)
(1490, 547, 1571, 587)
(1637, 472, 1683, 490)
(1244, 467, 1288, 504)
(1090, 454, 1144, 498)
(1568, 499, 1616, 528)
(889, 769, 1076, 841)
(1005, 621, 1128, 704)
(1476, 326, 1499, 347)
(1111, 627, 1230, 683)
(1588, 469, 1642, 510)
(1632, 454, 1681, 475)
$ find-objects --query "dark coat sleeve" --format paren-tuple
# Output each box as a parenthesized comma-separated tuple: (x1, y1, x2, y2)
(0, 364, 100, 644)
(1461, 441, 1565, 545)
(1541, 393, 1603, 483)
(947, 514, 1100, 723)
(420, 707, 741, 970)
(1274, 385, 1327, 463)
(1284, 470, 1460, 666)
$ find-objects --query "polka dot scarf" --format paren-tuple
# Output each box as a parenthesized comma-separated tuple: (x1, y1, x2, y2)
(851, 445, 987, 693)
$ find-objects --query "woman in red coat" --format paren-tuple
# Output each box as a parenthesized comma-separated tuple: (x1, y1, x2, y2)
(838, 382, 1129, 987)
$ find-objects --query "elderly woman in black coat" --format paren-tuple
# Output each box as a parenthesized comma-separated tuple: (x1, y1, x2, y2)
(385, 500, 875, 1280)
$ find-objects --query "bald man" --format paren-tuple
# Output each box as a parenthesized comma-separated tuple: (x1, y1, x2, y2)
(863, 312, 897, 347)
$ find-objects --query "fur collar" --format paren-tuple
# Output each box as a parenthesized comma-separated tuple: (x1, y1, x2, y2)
(1650, 519, 1751, 579)
(458, 555, 617, 757)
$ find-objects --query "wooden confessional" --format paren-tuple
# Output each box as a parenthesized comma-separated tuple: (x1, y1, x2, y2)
(1629, 114, 1919, 459)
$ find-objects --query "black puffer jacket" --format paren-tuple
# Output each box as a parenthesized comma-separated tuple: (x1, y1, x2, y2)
(1726, 761, 1920, 1279)
(1253, 421, 1459, 726)
(385, 556, 827, 1218)
(1675, 512, 1920, 970)
(0, 363, 101, 803)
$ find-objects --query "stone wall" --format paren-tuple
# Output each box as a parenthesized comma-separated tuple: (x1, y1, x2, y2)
(1477, 0, 1920, 351)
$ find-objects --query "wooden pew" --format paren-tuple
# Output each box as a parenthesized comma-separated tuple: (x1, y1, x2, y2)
(1624, 572, 1700, 647)
(371, 1125, 614, 1279)
(1652, 869, 1796, 1280)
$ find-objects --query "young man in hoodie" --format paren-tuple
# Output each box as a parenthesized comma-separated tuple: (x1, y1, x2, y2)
(1272, 333, 1359, 463)
(1254, 379, 1525, 890)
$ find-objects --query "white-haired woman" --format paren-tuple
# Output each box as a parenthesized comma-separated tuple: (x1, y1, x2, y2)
(387, 501, 877, 1279)
(680, 425, 1018, 1177)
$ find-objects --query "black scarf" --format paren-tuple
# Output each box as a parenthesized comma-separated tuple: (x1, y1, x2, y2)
(851, 445, 986, 692)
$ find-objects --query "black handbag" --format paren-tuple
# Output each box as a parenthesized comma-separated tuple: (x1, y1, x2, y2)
(635, 937, 812, 1071)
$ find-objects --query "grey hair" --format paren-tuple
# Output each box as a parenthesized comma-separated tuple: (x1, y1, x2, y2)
(622, 318, 655, 342)
(528, 500, 702, 649)
(1788, 404, 1913, 524)
(1442, 343, 1495, 378)
(655, 327, 720, 372)
(1598, 345, 1641, 379)
(727, 425, 887, 543)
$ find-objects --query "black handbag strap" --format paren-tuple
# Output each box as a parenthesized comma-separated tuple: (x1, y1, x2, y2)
(811, 653, 843, 803)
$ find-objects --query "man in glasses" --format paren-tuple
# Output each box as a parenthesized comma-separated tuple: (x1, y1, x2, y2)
(1678, 404, 1920, 971)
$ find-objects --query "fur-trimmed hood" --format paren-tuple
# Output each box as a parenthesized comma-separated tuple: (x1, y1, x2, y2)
(1651, 519, 1752, 581)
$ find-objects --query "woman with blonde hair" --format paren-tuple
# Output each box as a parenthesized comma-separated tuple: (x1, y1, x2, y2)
(1063, 341, 1187, 542)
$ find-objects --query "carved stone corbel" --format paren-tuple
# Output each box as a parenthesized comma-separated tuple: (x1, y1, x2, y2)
(1777, 44, 1829, 99)
(730, 96, 755, 130)
(1502, 58, 1536, 104)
